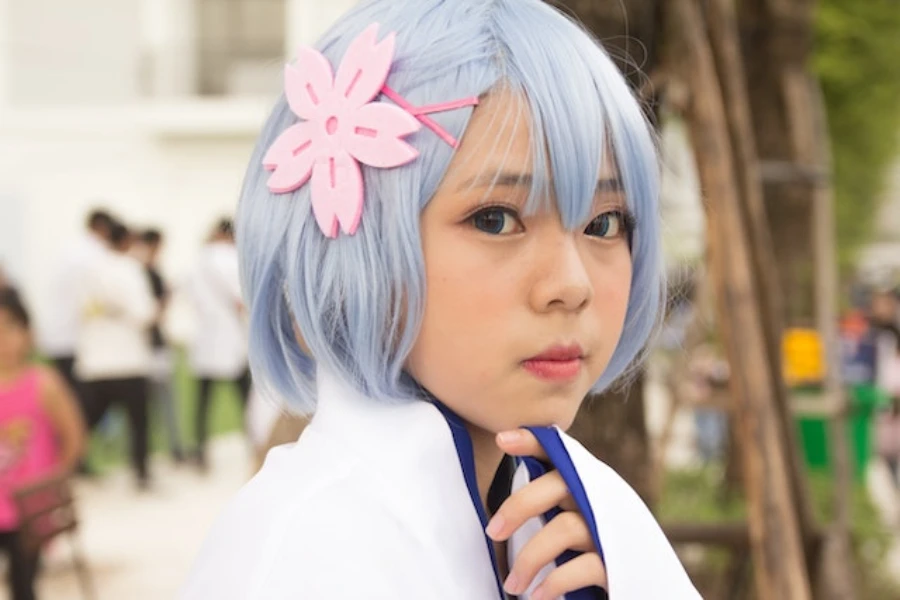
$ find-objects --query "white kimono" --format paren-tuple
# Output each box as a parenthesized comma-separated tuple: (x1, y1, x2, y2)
(182, 369, 701, 599)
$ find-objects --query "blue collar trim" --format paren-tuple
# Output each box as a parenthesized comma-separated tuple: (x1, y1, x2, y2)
(522, 428, 608, 600)
(431, 399, 507, 600)
(429, 394, 607, 600)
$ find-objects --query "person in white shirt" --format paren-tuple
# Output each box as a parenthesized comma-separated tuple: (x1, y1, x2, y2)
(186, 219, 250, 471)
(134, 229, 185, 464)
(41, 210, 114, 420)
(75, 221, 157, 488)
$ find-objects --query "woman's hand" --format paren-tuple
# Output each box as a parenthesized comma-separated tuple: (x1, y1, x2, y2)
(486, 429, 607, 599)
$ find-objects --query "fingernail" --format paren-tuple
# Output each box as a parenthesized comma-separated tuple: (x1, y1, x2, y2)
(504, 573, 521, 595)
(498, 430, 522, 445)
(531, 586, 547, 600)
(485, 514, 505, 538)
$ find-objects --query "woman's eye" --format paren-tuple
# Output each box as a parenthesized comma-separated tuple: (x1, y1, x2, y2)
(585, 210, 629, 239)
(470, 207, 523, 235)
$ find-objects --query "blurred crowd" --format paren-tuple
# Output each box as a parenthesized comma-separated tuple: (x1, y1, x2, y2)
(844, 286, 900, 487)
(0, 209, 310, 599)
(657, 273, 900, 479)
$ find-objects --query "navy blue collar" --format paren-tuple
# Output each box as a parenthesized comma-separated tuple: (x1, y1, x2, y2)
(420, 383, 607, 600)
(416, 385, 509, 599)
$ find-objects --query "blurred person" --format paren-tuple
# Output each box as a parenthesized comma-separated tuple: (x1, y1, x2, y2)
(876, 398, 900, 490)
(869, 287, 900, 495)
(688, 345, 730, 463)
(840, 307, 878, 386)
(75, 222, 157, 488)
(134, 229, 185, 464)
(872, 287, 900, 330)
(41, 209, 115, 420)
(0, 289, 86, 600)
(871, 288, 900, 403)
(186, 218, 249, 471)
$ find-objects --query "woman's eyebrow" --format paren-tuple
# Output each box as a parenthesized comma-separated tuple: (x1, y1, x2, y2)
(596, 178, 624, 193)
(456, 171, 533, 191)
(457, 171, 623, 194)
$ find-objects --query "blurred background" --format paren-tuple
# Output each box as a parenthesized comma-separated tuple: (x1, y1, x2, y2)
(0, 0, 898, 599)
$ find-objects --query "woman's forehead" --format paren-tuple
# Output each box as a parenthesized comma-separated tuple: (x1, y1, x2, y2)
(439, 89, 616, 194)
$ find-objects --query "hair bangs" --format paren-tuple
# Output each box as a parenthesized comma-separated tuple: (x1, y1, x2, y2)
(490, 2, 664, 390)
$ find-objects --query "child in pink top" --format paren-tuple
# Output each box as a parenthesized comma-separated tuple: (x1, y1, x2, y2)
(0, 289, 85, 600)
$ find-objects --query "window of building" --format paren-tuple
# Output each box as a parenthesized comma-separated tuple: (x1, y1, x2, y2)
(196, 0, 285, 96)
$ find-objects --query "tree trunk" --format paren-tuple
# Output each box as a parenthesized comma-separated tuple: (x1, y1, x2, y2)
(664, 0, 812, 596)
(706, 0, 819, 566)
(568, 381, 653, 505)
(738, 0, 818, 323)
(739, 2, 857, 596)
(557, 0, 663, 506)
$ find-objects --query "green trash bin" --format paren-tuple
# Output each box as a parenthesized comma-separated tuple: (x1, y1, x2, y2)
(794, 384, 887, 480)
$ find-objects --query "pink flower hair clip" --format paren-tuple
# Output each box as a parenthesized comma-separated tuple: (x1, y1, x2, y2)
(263, 23, 480, 238)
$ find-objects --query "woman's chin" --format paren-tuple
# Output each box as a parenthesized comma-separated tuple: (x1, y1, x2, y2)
(507, 403, 582, 433)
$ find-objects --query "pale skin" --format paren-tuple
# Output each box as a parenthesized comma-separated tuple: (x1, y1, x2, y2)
(405, 90, 633, 597)
(0, 308, 87, 480)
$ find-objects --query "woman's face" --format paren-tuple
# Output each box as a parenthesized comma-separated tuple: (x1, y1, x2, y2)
(405, 92, 633, 433)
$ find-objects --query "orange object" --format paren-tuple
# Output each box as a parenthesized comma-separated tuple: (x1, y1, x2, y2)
(783, 328, 824, 386)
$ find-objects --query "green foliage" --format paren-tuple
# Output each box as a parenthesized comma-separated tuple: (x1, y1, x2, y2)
(814, 1, 900, 268)
(657, 466, 900, 598)
(657, 466, 746, 522)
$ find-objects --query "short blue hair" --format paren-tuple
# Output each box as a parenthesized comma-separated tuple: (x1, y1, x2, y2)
(237, 0, 664, 412)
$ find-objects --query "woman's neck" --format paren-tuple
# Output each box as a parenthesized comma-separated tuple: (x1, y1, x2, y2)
(466, 422, 506, 511)
(466, 422, 513, 581)
(0, 363, 27, 386)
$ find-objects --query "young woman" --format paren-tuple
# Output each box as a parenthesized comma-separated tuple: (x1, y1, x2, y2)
(184, 0, 700, 597)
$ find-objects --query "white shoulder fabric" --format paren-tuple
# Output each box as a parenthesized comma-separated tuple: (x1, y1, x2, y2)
(556, 429, 702, 599)
(506, 428, 701, 599)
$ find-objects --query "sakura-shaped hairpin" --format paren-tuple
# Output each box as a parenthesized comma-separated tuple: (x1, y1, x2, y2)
(263, 23, 480, 238)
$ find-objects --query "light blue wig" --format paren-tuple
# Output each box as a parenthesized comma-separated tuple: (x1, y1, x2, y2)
(237, 0, 664, 413)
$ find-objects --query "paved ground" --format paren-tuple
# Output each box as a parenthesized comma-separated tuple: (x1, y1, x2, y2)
(1, 434, 251, 600)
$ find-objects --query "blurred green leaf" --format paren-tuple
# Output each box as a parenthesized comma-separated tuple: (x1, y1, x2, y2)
(815, 0, 900, 269)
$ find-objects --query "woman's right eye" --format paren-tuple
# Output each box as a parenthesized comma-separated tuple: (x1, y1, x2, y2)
(469, 207, 524, 235)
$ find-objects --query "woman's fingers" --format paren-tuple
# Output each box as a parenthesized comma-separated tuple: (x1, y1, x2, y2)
(491, 427, 601, 598)
(502, 511, 596, 596)
(496, 429, 547, 462)
(530, 552, 608, 600)
(486, 470, 571, 542)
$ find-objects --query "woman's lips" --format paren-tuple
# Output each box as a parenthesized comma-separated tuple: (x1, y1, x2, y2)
(522, 358, 583, 380)
(522, 344, 584, 381)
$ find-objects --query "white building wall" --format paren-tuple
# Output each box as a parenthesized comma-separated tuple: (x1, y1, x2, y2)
(6, 0, 143, 105)
(0, 0, 362, 344)
(285, 0, 360, 53)
(0, 0, 10, 106)
(0, 103, 269, 343)
(140, 0, 198, 97)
